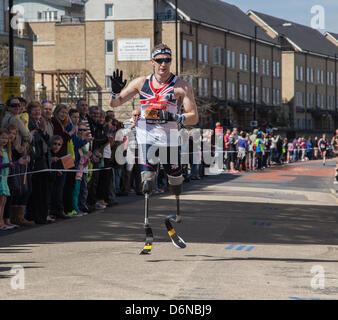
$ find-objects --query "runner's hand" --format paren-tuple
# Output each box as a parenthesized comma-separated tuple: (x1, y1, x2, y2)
(158, 109, 186, 125)
(110, 69, 127, 94)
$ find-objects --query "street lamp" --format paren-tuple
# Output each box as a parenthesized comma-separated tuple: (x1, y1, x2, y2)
(175, 0, 178, 75)
(253, 25, 257, 122)
(9, 0, 14, 76)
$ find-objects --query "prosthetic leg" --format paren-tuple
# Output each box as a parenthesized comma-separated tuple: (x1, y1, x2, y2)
(165, 175, 186, 249)
(140, 171, 155, 255)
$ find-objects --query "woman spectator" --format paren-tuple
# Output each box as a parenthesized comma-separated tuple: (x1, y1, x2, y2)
(1, 97, 32, 150)
(50, 104, 74, 219)
(25, 101, 52, 224)
(5, 124, 34, 227)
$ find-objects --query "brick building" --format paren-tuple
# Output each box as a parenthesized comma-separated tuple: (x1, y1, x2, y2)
(21, 0, 338, 133)
(163, 0, 282, 129)
(248, 10, 338, 136)
(0, 0, 34, 102)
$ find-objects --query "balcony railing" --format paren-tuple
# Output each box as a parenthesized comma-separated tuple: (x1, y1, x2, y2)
(56, 16, 84, 25)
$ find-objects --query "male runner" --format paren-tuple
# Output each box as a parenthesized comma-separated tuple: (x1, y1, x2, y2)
(109, 43, 198, 253)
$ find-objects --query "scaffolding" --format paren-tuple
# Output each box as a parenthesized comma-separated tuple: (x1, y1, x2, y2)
(34, 69, 102, 105)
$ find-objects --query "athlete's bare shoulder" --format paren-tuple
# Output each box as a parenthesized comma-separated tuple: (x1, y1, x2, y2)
(173, 77, 192, 98)
(129, 75, 148, 92)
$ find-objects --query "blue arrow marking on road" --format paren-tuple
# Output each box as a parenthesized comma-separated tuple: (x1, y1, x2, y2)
(236, 245, 246, 251)
(226, 244, 255, 251)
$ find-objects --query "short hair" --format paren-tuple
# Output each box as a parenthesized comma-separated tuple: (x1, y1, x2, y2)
(18, 97, 27, 104)
(6, 96, 20, 107)
(89, 106, 99, 113)
(76, 98, 87, 108)
(51, 135, 63, 144)
(69, 108, 80, 117)
(27, 101, 42, 114)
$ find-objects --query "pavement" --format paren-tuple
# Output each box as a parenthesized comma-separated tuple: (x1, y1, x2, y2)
(0, 158, 338, 300)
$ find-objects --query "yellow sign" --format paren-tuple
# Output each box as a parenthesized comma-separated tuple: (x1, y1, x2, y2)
(1, 76, 21, 102)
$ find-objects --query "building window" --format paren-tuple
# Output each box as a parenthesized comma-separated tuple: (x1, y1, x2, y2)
(240, 54, 248, 71)
(317, 69, 321, 84)
(262, 59, 266, 75)
(182, 40, 187, 59)
(204, 45, 208, 63)
(38, 10, 58, 21)
(105, 4, 114, 18)
(239, 84, 248, 101)
(203, 78, 209, 97)
(231, 51, 236, 69)
(198, 43, 203, 62)
(266, 60, 270, 76)
(227, 82, 235, 100)
(188, 41, 193, 60)
(213, 80, 218, 97)
(300, 66, 304, 81)
(106, 40, 114, 53)
(251, 56, 258, 73)
(213, 47, 223, 66)
(218, 80, 223, 98)
(296, 91, 304, 107)
(106, 76, 112, 89)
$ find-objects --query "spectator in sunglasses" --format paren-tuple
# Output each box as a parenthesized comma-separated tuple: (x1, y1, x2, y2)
(1, 97, 32, 150)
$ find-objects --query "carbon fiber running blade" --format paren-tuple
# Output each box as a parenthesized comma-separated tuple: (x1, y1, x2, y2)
(165, 217, 186, 249)
(140, 225, 153, 255)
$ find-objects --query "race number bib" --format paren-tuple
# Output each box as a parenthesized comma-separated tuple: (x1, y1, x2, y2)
(145, 102, 168, 124)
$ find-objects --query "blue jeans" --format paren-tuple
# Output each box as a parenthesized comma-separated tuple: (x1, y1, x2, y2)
(78, 173, 88, 211)
(292, 149, 297, 162)
(191, 164, 200, 177)
(114, 168, 122, 194)
(107, 169, 117, 202)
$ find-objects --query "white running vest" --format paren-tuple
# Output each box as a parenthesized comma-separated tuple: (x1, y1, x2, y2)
(136, 74, 180, 146)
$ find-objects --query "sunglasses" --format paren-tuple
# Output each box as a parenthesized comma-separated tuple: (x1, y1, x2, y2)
(78, 128, 87, 132)
(10, 103, 21, 108)
(53, 142, 62, 146)
(153, 58, 172, 64)
(43, 100, 53, 104)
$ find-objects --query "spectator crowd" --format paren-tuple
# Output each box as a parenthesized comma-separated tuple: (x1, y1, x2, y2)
(0, 97, 337, 231)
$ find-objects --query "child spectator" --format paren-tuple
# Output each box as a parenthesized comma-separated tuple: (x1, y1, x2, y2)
(49, 135, 70, 219)
(73, 124, 92, 215)
(0, 128, 29, 230)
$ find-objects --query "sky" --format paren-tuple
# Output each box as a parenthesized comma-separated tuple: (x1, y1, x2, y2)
(222, 0, 338, 34)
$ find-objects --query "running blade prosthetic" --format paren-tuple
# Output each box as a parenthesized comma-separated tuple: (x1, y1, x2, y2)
(164, 196, 186, 249)
(140, 224, 153, 254)
(140, 193, 153, 254)
(165, 216, 186, 248)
